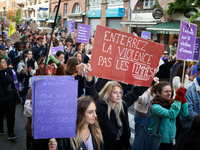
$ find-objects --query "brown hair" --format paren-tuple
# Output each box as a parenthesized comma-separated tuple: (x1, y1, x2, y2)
(71, 96, 103, 150)
(65, 57, 79, 75)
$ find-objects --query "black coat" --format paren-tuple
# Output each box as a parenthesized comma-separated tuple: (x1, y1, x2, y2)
(0, 67, 16, 102)
(32, 45, 46, 62)
(56, 127, 104, 150)
(85, 79, 148, 150)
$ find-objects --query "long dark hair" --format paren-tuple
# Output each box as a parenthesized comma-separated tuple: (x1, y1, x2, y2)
(173, 63, 188, 80)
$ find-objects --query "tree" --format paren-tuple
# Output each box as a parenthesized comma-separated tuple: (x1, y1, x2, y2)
(12, 9, 24, 25)
(6, 10, 15, 20)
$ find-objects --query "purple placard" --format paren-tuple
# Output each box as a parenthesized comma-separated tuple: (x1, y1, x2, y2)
(193, 37, 200, 62)
(76, 24, 91, 44)
(177, 21, 197, 61)
(68, 20, 74, 34)
(51, 46, 64, 55)
(33, 79, 78, 139)
(141, 31, 151, 39)
(31, 76, 75, 135)
(22, 23, 25, 29)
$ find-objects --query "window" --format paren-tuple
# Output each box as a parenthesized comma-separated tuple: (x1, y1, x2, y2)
(64, 3, 68, 15)
(89, 0, 101, 3)
(142, 0, 155, 8)
(73, 3, 81, 13)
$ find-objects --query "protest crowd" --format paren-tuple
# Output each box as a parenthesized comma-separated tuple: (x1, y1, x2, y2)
(0, 20, 200, 150)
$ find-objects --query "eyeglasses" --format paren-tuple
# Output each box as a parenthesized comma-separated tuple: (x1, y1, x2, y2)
(163, 53, 168, 55)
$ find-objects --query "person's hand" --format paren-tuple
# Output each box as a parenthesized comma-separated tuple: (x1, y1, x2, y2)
(28, 67, 32, 72)
(153, 77, 159, 84)
(85, 63, 93, 82)
(172, 54, 177, 61)
(189, 74, 197, 81)
(174, 87, 187, 104)
(21, 68, 28, 74)
(8, 63, 13, 68)
(48, 138, 57, 150)
(77, 63, 85, 77)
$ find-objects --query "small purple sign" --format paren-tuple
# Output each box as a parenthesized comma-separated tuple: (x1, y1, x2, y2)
(76, 24, 91, 44)
(51, 46, 64, 55)
(22, 23, 25, 29)
(68, 20, 74, 34)
(33, 78, 78, 139)
(193, 37, 200, 62)
(177, 21, 197, 61)
(141, 31, 151, 39)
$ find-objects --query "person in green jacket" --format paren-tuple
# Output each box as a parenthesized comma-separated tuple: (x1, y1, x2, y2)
(148, 82, 188, 150)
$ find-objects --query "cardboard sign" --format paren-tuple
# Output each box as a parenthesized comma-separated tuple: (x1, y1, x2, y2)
(141, 31, 151, 39)
(68, 20, 75, 33)
(193, 37, 200, 62)
(43, 28, 52, 34)
(177, 21, 197, 61)
(33, 79, 78, 139)
(29, 23, 37, 31)
(9, 31, 22, 44)
(88, 25, 164, 87)
(76, 24, 91, 44)
(51, 46, 64, 55)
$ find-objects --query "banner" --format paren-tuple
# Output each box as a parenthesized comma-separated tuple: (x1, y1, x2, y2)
(88, 25, 163, 87)
(29, 23, 37, 31)
(177, 21, 197, 61)
(141, 31, 151, 39)
(8, 22, 16, 37)
(51, 46, 64, 55)
(68, 20, 75, 34)
(76, 24, 91, 44)
(33, 79, 78, 139)
(193, 37, 200, 62)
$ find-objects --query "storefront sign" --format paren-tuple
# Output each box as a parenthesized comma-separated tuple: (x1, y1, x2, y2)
(68, 16, 83, 22)
(88, 10, 101, 18)
(88, 25, 164, 87)
(152, 8, 163, 19)
(106, 8, 125, 17)
(177, 21, 197, 61)
(39, 7, 48, 11)
(132, 13, 160, 21)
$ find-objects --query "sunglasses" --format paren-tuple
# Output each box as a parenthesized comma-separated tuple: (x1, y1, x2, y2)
(163, 53, 168, 55)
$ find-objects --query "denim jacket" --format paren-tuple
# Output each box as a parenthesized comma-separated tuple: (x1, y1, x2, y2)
(180, 78, 200, 125)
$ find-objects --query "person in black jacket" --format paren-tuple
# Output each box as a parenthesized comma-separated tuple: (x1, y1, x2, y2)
(84, 65, 148, 150)
(0, 57, 17, 140)
(49, 96, 104, 150)
(32, 36, 46, 62)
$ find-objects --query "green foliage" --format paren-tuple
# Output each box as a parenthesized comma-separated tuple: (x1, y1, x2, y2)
(167, 0, 200, 15)
(187, 12, 200, 37)
(11, 9, 24, 25)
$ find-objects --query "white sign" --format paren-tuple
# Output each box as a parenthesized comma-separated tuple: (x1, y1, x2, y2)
(131, 13, 160, 22)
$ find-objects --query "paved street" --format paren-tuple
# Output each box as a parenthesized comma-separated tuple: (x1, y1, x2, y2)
(0, 104, 27, 150)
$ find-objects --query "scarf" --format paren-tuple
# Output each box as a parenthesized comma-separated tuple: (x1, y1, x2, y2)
(161, 55, 168, 62)
(152, 95, 174, 109)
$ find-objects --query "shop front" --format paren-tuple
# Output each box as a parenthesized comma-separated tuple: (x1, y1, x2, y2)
(88, 9, 101, 33)
(106, 8, 125, 31)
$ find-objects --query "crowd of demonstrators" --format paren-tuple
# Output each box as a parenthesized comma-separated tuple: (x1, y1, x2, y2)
(1, 23, 200, 150)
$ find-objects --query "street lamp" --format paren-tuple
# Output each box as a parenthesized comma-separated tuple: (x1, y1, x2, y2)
(3, 7, 6, 18)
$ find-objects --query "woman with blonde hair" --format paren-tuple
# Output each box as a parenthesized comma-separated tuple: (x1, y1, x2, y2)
(85, 68, 148, 150)
(49, 96, 104, 150)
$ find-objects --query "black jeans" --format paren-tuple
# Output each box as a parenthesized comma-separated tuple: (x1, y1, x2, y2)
(159, 143, 173, 150)
(0, 100, 16, 134)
